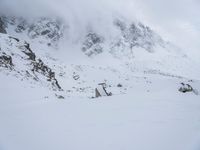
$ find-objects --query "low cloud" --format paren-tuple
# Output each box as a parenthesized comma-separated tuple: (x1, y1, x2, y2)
(0, 0, 199, 61)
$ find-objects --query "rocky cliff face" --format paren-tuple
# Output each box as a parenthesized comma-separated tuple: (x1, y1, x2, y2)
(81, 18, 167, 59)
(82, 32, 104, 57)
(111, 19, 165, 53)
(1, 16, 66, 48)
(0, 15, 196, 98)
(1, 15, 168, 58)
(0, 33, 62, 91)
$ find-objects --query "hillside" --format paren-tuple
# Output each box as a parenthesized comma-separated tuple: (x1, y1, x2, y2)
(0, 8, 200, 150)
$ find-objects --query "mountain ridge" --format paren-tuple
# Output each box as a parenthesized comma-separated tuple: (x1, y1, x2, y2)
(0, 14, 199, 98)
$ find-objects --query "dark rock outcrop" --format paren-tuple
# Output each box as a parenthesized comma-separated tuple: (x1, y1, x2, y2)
(27, 17, 65, 42)
(23, 42, 36, 61)
(32, 59, 62, 90)
(0, 17, 7, 34)
(179, 83, 194, 93)
(1, 33, 62, 91)
(1, 16, 66, 47)
(82, 32, 104, 57)
(0, 52, 13, 69)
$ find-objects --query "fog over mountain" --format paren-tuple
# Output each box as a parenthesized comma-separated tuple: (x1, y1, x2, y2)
(1, 1, 200, 150)
(1, 0, 200, 61)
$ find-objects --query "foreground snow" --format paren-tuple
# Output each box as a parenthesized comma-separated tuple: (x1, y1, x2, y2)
(0, 74, 200, 150)
(1, 13, 200, 150)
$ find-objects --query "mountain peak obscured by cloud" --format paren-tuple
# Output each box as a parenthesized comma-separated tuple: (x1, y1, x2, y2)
(1, 0, 199, 61)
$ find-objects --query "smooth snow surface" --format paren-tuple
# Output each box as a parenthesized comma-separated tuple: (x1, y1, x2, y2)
(1, 2, 200, 150)
(0, 74, 200, 150)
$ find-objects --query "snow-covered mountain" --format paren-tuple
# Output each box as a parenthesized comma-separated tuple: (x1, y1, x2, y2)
(0, 14, 200, 98)
(1, 16, 66, 48)
(1, 9, 200, 150)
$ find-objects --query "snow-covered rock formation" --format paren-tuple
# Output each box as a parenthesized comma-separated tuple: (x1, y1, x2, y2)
(0, 14, 199, 98)
(1, 3, 200, 150)
(1, 16, 66, 47)
(0, 33, 62, 90)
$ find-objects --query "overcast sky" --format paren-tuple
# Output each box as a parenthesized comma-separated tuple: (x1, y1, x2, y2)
(134, 0, 200, 61)
(1, 0, 200, 61)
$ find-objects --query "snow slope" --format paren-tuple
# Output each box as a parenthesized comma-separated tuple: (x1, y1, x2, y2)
(0, 73, 200, 150)
(0, 11, 200, 150)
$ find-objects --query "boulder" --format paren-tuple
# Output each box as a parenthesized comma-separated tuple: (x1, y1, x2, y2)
(179, 83, 195, 94)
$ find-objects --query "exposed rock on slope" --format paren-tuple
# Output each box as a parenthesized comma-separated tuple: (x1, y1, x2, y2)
(0, 52, 13, 69)
(114, 19, 164, 51)
(1, 16, 66, 47)
(1, 15, 176, 59)
(0, 33, 62, 90)
(0, 17, 7, 34)
(0, 15, 199, 98)
(82, 32, 104, 57)
(81, 18, 167, 58)
(109, 19, 167, 59)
